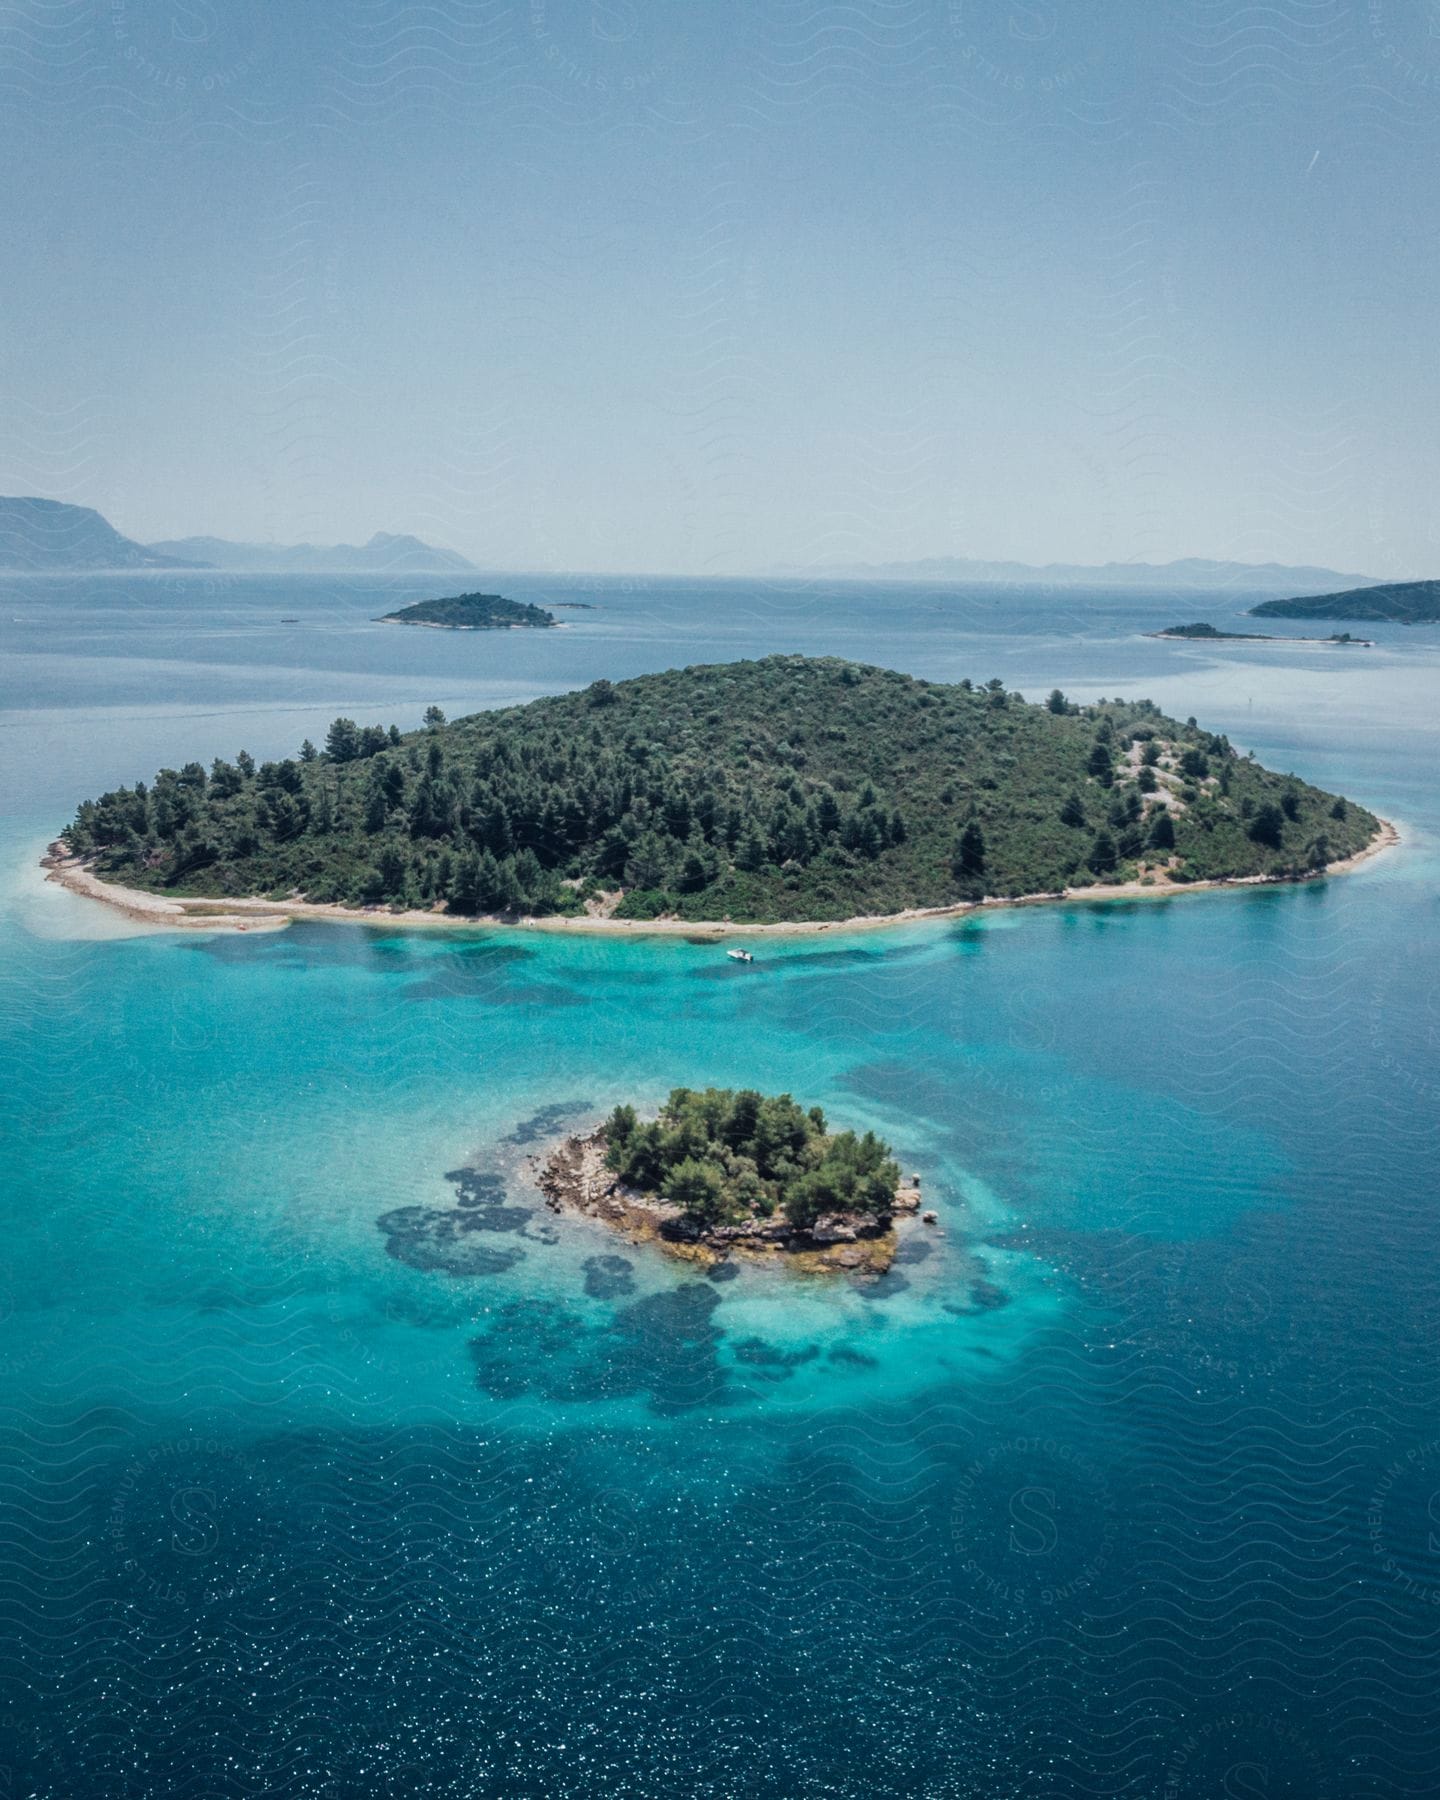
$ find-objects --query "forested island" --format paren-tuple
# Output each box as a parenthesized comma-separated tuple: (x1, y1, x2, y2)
(1251, 580, 1440, 625)
(538, 1087, 920, 1273)
(379, 592, 556, 630)
(1150, 622, 1372, 645)
(56, 656, 1385, 927)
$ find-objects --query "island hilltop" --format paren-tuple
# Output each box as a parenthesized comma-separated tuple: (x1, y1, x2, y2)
(53, 655, 1388, 930)
(538, 1087, 922, 1274)
(1250, 579, 1440, 625)
(378, 591, 556, 630)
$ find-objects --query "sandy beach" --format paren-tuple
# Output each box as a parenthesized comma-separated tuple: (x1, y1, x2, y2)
(39, 817, 1401, 941)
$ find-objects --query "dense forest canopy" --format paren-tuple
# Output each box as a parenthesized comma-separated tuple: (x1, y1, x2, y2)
(603, 1088, 900, 1232)
(63, 655, 1380, 924)
(379, 592, 555, 629)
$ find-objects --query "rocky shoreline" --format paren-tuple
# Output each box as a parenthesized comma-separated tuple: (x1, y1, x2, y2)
(533, 1128, 926, 1278)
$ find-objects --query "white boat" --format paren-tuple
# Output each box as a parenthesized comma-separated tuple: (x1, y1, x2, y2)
(726, 949, 754, 963)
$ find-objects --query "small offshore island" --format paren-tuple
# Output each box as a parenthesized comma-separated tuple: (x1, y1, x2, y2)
(378, 591, 556, 630)
(51, 655, 1391, 933)
(1148, 621, 1373, 647)
(539, 1087, 923, 1275)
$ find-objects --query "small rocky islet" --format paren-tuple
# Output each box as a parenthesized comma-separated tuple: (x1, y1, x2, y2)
(535, 1087, 930, 1278)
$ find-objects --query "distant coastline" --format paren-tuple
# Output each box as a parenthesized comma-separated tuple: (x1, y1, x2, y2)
(41, 818, 1400, 940)
(1250, 579, 1440, 626)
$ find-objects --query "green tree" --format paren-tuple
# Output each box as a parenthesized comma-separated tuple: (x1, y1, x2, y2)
(373, 843, 409, 900)
(735, 823, 768, 873)
(626, 832, 671, 890)
(1248, 803, 1285, 849)
(666, 1158, 729, 1224)
(953, 820, 986, 879)
(1147, 810, 1176, 851)
(325, 718, 361, 762)
(448, 850, 483, 913)
(209, 759, 244, 798)
(1087, 829, 1118, 874)
(605, 1103, 638, 1155)
(1304, 833, 1332, 869)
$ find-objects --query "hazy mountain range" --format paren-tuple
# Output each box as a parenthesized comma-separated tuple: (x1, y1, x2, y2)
(0, 498, 474, 573)
(0, 497, 203, 570)
(147, 531, 475, 574)
(798, 555, 1382, 593)
(0, 497, 1389, 593)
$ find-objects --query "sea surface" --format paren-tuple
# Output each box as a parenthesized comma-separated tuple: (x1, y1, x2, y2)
(1, 574, 1437, 1798)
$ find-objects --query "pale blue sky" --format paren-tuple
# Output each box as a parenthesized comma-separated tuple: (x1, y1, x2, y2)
(3, 0, 1438, 575)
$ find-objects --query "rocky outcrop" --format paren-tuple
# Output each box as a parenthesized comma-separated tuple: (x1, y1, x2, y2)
(535, 1129, 909, 1277)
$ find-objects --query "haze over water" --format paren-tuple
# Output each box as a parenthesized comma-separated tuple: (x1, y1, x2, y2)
(2, 575, 1438, 1796)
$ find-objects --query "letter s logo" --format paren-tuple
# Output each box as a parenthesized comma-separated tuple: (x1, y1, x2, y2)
(1008, 1485, 1058, 1556)
(170, 1, 218, 46)
(1009, 5, 1057, 44)
(591, 1, 638, 44)
(169, 1485, 220, 1556)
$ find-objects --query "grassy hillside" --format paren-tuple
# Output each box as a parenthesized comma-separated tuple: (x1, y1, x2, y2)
(1251, 580, 1440, 624)
(62, 656, 1380, 923)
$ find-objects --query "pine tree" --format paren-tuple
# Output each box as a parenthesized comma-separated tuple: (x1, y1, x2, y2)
(953, 821, 986, 879)
(1087, 829, 1118, 874)
(325, 718, 361, 762)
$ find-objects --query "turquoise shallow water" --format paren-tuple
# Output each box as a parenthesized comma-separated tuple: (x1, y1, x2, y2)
(1, 576, 1438, 1796)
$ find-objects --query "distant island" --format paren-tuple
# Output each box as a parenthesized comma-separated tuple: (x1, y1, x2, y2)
(1251, 580, 1440, 625)
(0, 497, 204, 571)
(51, 656, 1389, 931)
(0, 495, 478, 574)
(538, 1087, 922, 1274)
(378, 592, 556, 630)
(1148, 621, 1373, 646)
(794, 554, 1381, 594)
(149, 530, 474, 574)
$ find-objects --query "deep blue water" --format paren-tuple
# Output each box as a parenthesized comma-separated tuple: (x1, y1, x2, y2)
(1, 575, 1437, 1797)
